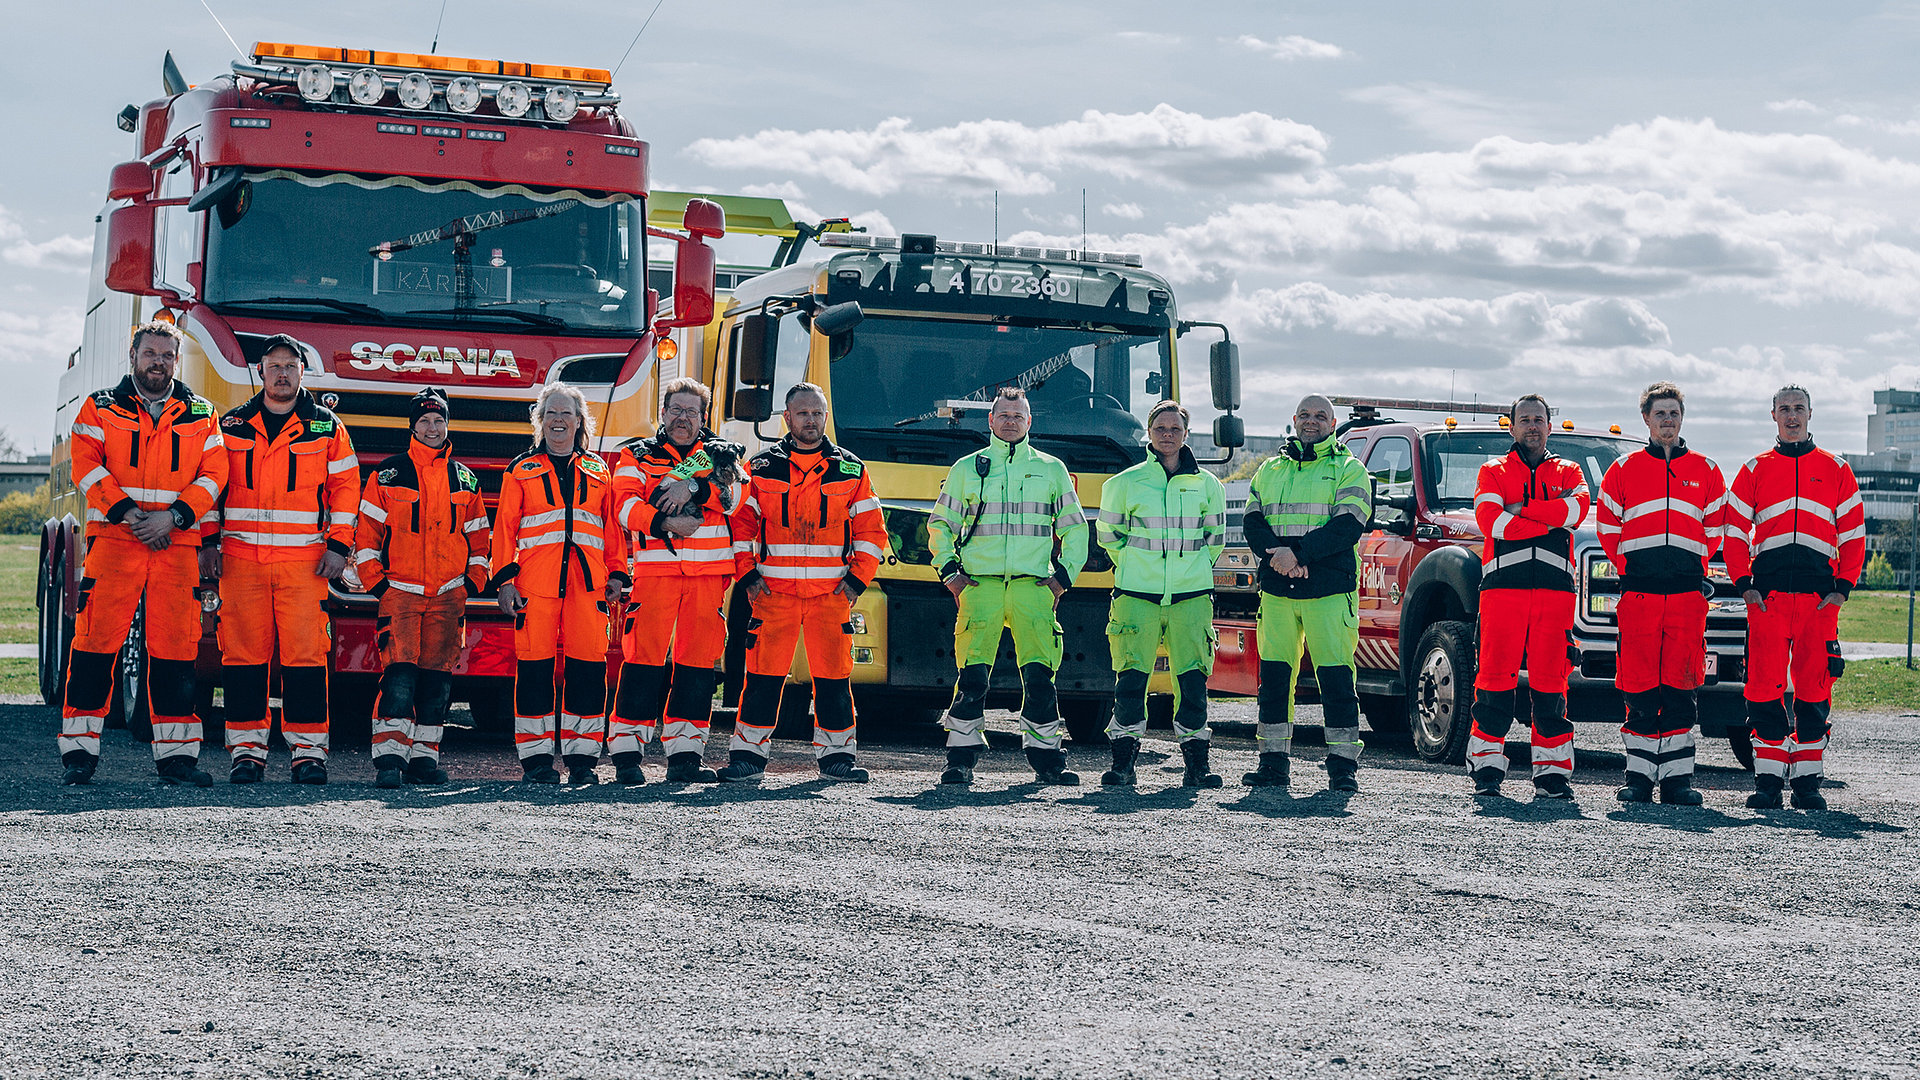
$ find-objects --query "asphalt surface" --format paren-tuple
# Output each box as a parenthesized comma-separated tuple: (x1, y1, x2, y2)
(4, 696, 1919, 1080)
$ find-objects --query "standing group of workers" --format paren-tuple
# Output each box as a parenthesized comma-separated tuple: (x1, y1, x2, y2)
(58, 322, 1862, 810)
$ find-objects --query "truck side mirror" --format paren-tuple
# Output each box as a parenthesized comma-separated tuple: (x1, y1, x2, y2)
(736, 312, 777, 385)
(812, 301, 863, 336)
(1209, 340, 1240, 412)
(1212, 413, 1245, 450)
(732, 386, 774, 424)
(654, 237, 716, 330)
(108, 161, 155, 201)
(681, 197, 726, 240)
(104, 204, 157, 295)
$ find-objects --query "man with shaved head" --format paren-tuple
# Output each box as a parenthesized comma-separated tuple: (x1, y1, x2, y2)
(1241, 393, 1372, 791)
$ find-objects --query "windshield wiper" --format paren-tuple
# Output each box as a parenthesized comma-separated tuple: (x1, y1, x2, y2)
(213, 297, 387, 321)
(403, 306, 567, 329)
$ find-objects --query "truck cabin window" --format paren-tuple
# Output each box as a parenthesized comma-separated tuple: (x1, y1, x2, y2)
(1422, 431, 1634, 518)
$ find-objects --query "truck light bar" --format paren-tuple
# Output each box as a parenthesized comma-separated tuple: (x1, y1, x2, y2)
(1329, 395, 1513, 417)
(818, 232, 1144, 268)
(234, 42, 619, 124)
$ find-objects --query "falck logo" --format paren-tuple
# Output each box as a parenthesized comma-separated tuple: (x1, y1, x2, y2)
(349, 341, 522, 378)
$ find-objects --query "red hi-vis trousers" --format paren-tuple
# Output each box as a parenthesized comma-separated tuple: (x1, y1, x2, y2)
(60, 537, 204, 764)
(1744, 590, 1840, 780)
(1617, 590, 1709, 783)
(611, 574, 727, 758)
(513, 591, 612, 763)
(1468, 588, 1577, 781)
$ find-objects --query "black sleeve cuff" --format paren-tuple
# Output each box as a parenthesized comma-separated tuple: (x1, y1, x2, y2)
(369, 580, 390, 598)
(326, 539, 351, 557)
(1832, 579, 1853, 600)
(648, 513, 672, 540)
(1052, 559, 1074, 590)
(608, 571, 631, 588)
(491, 563, 519, 589)
(841, 573, 868, 598)
(938, 560, 962, 581)
(106, 498, 138, 524)
(1734, 575, 1754, 593)
(737, 568, 762, 593)
(169, 501, 195, 531)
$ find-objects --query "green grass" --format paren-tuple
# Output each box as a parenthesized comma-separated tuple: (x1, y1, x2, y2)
(0, 657, 38, 699)
(1838, 590, 1919, 645)
(0, 534, 39, 646)
(1831, 657, 1920, 711)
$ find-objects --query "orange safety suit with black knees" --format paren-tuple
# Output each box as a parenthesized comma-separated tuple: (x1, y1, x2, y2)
(1465, 444, 1590, 786)
(208, 391, 359, 768)
(728, 437, 885, 764)
(1724, 438, 1864, 787)
(61, 376, 227, 771)
(608, 430, 745, 765)
(355, 437, 490, 769)
(1596, 440, 1727, 786)
(491, 448, 628, 771)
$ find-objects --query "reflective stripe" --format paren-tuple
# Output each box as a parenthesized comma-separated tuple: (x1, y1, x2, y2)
(1490, 511, 1521, 540)
(224, 529, 324, 547)
(519, 509, 568, 530)
(731, 541, 755, 555)
(122, 486, 181, 503)
(77, 466, 109, 493)
(1335, 503, 1368, 522)
(1596, 489, 1624, 516)
(980, 500, 1053, 515)
(1487, 548, 1573, 575)
(225, 507, 323, 525)
(328, 455, 359, 475)
(1621, 497, 1703, 521)
(468, 554, 488, 566)
(631, 546, 732, 563)
(1475, 491, 1504, 507)
(573, 509, 605, 529)
(574, 533, 604, 550)
(970, 523, 1054, 537)
(1836, 493, 1863, 516)
(1724, 490, 1754, 520)
(1123, 534, 1211, 552)
(850, 497, 881, 516)
(1334, 485, 1370, 503)
(618, 497, 645, 525)
(196, 509, 219, 526)
(1753, 496, 1834, 523)
(1055, 508, 1086, 527)
(72, 423, 106, 441)
(1260, 501, 1334, 517)
(1619, 534, 1707, 556)
(765, 543, 848, 558)
(353, 548, 380, 564)
(463, 517, 488, 533)
(759, 564, 849, 580)
(1838, 525, 1865, 544)
(328, 512, 356, 527)
(851, 539, 885, 559)
(934, 491, 962, 511)
(192, 476, 222, 500)
(359, 500, 388, 523)
(1755, 533, 1835, 557)
(1097, 508, 1126, 525)
(613, 465, 643, 481)
(203, 430, 224, 451)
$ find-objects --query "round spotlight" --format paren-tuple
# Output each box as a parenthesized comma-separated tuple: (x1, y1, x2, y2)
(543, 85, 579, 122)
(347, 68, 386, 105)
(495, 81, 532, 118)
(445, 76, 482, 114)
(296, 63, 335, 102)
(397, 72, 435, 110)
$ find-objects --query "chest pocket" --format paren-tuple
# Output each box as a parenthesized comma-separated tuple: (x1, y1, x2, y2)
(289, 440, 330, 490)
(384, 488, 422, 533)
(101, 412, 145, 470)
(819, 476, 861, 528)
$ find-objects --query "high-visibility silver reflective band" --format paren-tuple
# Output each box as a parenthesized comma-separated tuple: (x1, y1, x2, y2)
(77, 466, 110, 493)
(386, 574, 470, 596)
(353, 547, 379, 564)
(1334, 503, 1368, 522)
(122, 486, 182, 503)
(1123, 513, 1227, 529)
(1487, 548, 1574, 574)
(193, 476, 222, 499)
(328, 455, 359, 474)
(934, 491, 962, 512)
(359, 500, 388, 523)
(203, 430, 224, 451)
(223, 529, 325, 546)
(1838, 525, 1865, 544)
(1055, 507, 1087, 527)
(1619, 497, 1706, 521)
(196, 509, 219, 526)
(969, 523, 1055, 538)
(573, 509, 605, 529)
(759, 564, 850, 579)
(851, 540, 885, 559)
(1754, 533, 1836, 557)
(328, 512, 356, 527)
(517, 531, 605, 550)
(632, 547, 730, 563)
(225, 507, 327, 525)
(1752, 496, 1837, 523)
(518, 508, 568, 530)
(971, 500, 1054, 515)
(613, 465, 643, 480)
(464, 516, 488, 533)
(850, 497, 881, 516)
(72, 423, 106, 441)
(1123, 534, 1213, 552)
(731, 541, 755, 555)
(1836, 493, 1863, 517)
(1465, 727, 1507, 773)
(1490, 511, 1523, 540)
(767, 543, 849, 558)
(1618, 534, 1708, 556)
(1335, 485, 1370, 503)
(468, 554, 488, 566)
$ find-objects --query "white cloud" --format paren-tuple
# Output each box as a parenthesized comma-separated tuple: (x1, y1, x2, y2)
(1104, 202, 1144, 220)
(1348, 83, 1542, 143)
(1213, 283, 1671, 352)
(1233, 34, 1345, 61)
(1766, 99, 1822, 114)
(739, 181, 808, 201)
(0, 206, 89, 272)
(685, 104, 1329, 197)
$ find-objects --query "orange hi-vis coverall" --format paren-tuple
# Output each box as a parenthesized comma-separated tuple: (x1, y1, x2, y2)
(609, 430, 746, 765)
(728, 437, 886, 763)
(61, 376, 227, 771)
(1465, 445, 1591, 786)
(207, 391, 358, 767)
(491, 448, 629, 771)
(355, 437, 490, 770)
(1723, 438, 1865, 786)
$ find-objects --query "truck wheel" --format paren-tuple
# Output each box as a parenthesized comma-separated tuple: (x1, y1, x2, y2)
(37, 539, 69, 708)
(459, 678, 516, 732)
(110, 605, 152, 742)
(852, 690, 945, 731)
(1725, 727, 1755, 771)
(1060, 697, 1112, 746)
(1408, 620, 1475, 765)
(1359, 692, 1408, 735)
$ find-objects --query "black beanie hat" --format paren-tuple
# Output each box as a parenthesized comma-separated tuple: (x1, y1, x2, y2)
(411, 388, 450, 425)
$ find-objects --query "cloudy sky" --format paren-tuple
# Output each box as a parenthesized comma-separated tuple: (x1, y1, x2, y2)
(7, 1, 1920, 466)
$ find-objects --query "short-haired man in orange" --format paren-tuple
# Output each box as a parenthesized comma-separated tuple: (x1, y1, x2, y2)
(59, 321, 228, 786)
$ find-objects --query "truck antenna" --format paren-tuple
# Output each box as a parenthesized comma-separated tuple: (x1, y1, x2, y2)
(993, 191, 999, 249)
(1082, 188, 1087, 253)
(612, 0, 669, 79)
(195, 0, 246, 61)
(430, 0, 449, 53)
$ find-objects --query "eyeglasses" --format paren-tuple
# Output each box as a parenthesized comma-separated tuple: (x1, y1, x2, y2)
(663, 406, 703, 419)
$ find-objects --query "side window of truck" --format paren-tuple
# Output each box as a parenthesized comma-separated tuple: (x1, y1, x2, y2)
(1367, 437, 1414, 530)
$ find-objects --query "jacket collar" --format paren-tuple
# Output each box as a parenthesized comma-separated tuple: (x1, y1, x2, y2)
(1645, 438, 1689, 461)
(1776, 435, 1817, 458)
(409, 436, 451, 467)
(991, 435, 1031, 460)
(1507, 442, 1557, 468)
(1159, 445, 1201, 476)
(236, 388, 318, 429)
(1286, 434, 1343, 463)
(779, 434, 837, 458)
(112, 374, 193, 412)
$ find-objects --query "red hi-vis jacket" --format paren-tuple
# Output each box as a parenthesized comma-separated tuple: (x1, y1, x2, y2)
(1473, 446, 1591, 593)
(1723, 439, 1865, 598)
(730, 437, 886, 598)
(490, 448, 629, 598)
(611, 431, 747, 578)
(208, 391, 359, 563)
(1595, 440, 1728, 594)
(354, 438, 491, 597)
(71, 376, 227, 545)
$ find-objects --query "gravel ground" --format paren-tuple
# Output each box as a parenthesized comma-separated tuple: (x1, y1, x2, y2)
(3, 697, 1918, 1080)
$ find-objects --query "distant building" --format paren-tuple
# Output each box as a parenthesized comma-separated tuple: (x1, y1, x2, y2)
(0, 454, 50, 498)
(1190, 432, 1288, 476)
(1866, 388, 1920, 454)
(1847, 406, 1919, 587)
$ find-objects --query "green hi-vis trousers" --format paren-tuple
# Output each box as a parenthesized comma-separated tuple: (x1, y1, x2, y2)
(1106, 593, 1215, 742)
(1256, 592, 1364, 762)
(945, 577, 1065, 749)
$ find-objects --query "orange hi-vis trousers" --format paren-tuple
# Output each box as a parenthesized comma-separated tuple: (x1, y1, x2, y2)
(513, 590, 612, 765)
(611, 574, 728, 759)
(732, 589, 857, 760)
(370, 590, 466, 767)
(217, 554, 333, 765)
(60, 537, 204, 766)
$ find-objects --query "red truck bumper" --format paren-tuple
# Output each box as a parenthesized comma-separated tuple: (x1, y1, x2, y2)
(1210, 618, 1261, 697)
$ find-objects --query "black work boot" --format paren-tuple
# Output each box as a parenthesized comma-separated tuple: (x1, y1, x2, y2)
(1026, 747, 1079, 786)
(610, 752, 646, 786)
(521, 754, 562, 785)
(1180, 740, 1223, 788)
(1533, 774, 1574, 801)
(1326, 755, 1360, 793)
(670, 752, 723, 783)
(939, 746, 978, 785)
(564, 755, 600, 786)
(373, 755, 406, 790)
(818, 753, 869, 783)
(1659, 777, 1704, 806)
(404, 758, 449, 785)
(290, 760, 329, 786)
(1471, 767, 1505, 798)
(1242, 752, 1290, 787)
(1789, 774, 1828, 811)
(61, 753, 97, 786)
(1747, 774, 1785, 810)
(1616, 774, 1655, 803)
(1101, 737, 1140, 787)
(229, 757, 265, 785)
(158, 757, 214, 788)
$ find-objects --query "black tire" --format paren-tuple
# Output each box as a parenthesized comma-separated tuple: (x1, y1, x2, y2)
(1359, 692, 1407, 734)
(1407, 620, 1475, 765)
(852, 689, 945, 731)
(1725, 726, 1755, 772)
(1060, 697, 1113, 745)
(111, 606, 152, 741)
(37, 538, 69, 708)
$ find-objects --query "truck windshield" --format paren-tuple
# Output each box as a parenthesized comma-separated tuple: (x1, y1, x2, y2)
(1423, 431, 1638, 515)
(828, 315, 1172, 473)
(204, 172, 647, 335)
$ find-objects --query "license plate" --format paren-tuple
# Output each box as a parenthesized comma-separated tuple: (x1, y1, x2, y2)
(1703, 653, 1718, 676)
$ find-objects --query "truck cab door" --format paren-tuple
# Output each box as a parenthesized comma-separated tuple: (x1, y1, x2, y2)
(1357, 435, 1416, 676)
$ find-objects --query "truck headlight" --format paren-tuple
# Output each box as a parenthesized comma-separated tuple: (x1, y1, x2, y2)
(543, 85, 579, 122)
(1588, 594, 1618, 616)
(297, 64, 335, 102)
(1588, 559, 1617, 580)
(445, 77, 482, 114)
(496, 81, 532, 118)
(397, 72, 435, 110)
(347, 68, 386, 105)
(848, 613, 868, 635)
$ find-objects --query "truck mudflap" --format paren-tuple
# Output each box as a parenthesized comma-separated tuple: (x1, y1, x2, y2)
(878, 579, 1114, 701)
